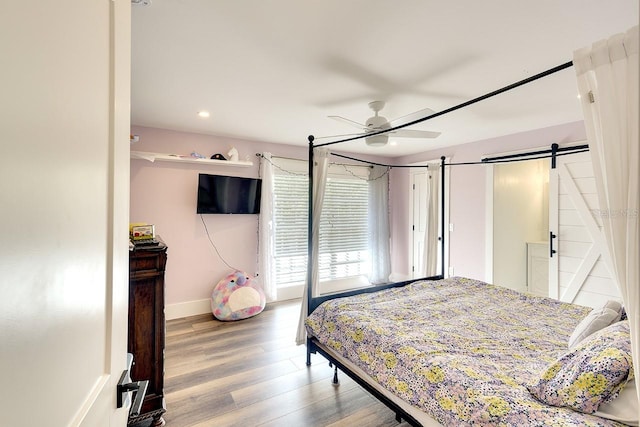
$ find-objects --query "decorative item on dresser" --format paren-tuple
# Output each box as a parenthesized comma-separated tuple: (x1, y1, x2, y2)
(128, 237, 168, 427)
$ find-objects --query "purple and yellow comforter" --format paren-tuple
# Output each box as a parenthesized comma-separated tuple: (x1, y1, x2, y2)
(306, 277, 625, 426)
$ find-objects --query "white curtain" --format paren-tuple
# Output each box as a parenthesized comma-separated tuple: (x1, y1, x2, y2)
(422, 163, 440, 277)
(296, 148, 330, 345)
(368, 165, 391, 284)
(258, 153, 276, 301)
(573, 25, 639, 407)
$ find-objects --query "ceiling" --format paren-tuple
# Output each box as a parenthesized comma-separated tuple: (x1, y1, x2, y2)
(131, 1, 638, 157)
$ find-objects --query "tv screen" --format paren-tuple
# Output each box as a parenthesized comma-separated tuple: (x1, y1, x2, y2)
(197, 174, 262, 214)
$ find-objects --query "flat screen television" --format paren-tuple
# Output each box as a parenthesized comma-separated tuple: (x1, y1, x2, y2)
(197, 173, 262, 214)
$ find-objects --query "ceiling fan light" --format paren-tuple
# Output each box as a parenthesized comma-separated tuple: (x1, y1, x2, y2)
(365, 134, 388, 147)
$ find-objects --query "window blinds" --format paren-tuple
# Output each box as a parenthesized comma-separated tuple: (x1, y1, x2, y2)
(272, 159, 369, 288)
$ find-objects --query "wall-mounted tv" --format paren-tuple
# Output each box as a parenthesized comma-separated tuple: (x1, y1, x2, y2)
(197, 173, 262, 214)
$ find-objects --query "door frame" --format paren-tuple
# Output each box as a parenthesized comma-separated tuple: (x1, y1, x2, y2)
(79, 1, 132, 425)
(484, 146, 551, 285)
(409, 159, 450, 278)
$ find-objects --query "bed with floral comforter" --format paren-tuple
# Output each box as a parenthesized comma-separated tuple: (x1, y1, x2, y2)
(305, 277, 632, 426)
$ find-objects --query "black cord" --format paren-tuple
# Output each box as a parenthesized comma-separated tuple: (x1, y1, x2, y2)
(199, 214, 240, 271)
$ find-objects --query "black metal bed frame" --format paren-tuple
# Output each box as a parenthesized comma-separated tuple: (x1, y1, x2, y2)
(302, 59, 587, 426)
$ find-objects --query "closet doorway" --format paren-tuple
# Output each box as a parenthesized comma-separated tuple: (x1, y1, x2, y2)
(410, 160, 450, 279)
(490, 158, 550, 293)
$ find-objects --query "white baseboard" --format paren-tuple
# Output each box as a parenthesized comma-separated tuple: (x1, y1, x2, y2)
(165, 298, 211, 320)
(276, 285, 303, 302)
(389, 272, 412, 282)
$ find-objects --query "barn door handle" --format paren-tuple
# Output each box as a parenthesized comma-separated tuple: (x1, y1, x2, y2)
(549, 231, 557, 257)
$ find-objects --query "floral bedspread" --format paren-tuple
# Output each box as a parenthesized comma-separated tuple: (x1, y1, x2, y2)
(305, 277, 624, 426)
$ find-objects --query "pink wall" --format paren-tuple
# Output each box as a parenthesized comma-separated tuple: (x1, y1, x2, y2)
(390, 120, 587, 281)
(129, 126, 391, 307)
(131, 122, 587, 309)
(130, 126, 309, 305)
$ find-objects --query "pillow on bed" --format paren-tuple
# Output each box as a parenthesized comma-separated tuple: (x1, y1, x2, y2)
(528, 320, 632, 415)
(602, 300, 624, 319)
(568, 305, 621, 348)
(620, 305, 628, 321)
(595, 378, 639, 426)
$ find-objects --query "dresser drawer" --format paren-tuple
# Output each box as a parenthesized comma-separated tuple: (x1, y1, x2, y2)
(130, 253, 165, 274)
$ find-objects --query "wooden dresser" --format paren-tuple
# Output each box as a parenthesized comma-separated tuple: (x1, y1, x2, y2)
(128, 239, 167, 426)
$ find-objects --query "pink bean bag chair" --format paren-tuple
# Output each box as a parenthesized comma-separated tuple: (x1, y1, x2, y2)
(210, 271, 266, 321)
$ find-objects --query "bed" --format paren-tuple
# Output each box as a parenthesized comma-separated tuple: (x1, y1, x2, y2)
(305, 277, 635, 426)
(299, 52, 637, 425)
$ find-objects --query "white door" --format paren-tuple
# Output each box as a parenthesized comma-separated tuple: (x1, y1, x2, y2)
(410, 164, 448, 278)
(412, 169, 429, 277)
(549, 150, 620, 307)
(0, 1, 131, 426)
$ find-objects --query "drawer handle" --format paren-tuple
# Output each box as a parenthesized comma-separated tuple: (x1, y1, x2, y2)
(549, 231, 557, 258)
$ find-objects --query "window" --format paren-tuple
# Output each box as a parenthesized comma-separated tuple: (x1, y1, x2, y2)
(272, 158, 370, 289)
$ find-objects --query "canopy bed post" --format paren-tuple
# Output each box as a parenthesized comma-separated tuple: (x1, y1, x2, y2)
(305, 135, 315, 366)
(440, 156, 446, 277)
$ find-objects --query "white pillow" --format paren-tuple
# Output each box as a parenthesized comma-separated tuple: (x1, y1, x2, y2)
(568, 307, 620, 348)
(602, 300, 624, 320)
(595, 379, 639, 426)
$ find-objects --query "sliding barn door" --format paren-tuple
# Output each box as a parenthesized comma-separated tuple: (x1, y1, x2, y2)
(549, 151, 620, 307)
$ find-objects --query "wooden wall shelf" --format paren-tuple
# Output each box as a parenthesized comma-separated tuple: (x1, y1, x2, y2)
(131, 151, 253, 167)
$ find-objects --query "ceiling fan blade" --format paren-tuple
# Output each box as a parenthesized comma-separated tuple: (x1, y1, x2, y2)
(390, 129, 441, 139)
(389, 107, 437, 127)
(328, 115, 368, 131)
(314, 132, 365, 140)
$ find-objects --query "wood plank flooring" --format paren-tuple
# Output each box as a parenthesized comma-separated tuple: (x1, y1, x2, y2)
(163, 299, 412, 427)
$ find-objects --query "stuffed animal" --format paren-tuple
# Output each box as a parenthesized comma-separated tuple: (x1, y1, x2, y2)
(227, 146, 239, 162)
(210, 271, 265, 321)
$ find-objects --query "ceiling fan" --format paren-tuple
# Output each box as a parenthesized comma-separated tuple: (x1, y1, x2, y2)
(328, 101, 441, 147)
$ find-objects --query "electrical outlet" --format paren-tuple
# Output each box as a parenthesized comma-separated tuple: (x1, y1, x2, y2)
(448, 266, 454, 276)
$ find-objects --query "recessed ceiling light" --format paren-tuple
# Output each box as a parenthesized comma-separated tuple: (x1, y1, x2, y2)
(198, 111, 210, 118)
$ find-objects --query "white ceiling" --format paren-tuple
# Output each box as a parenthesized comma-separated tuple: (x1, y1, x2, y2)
(131, 1, 638, 157)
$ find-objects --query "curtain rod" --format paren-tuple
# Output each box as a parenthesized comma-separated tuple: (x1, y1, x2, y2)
(331, 152, 433, 168)
(331, 143, 590, 168)
(480, 144, 589, 163)
(256, 151, 373, 168)
(255, 152, 300, 162)
(445, 145, 589, 166)
(312, 60, 574, 148)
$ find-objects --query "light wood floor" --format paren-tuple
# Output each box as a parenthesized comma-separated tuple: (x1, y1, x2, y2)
(163, 299, 412, 427)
